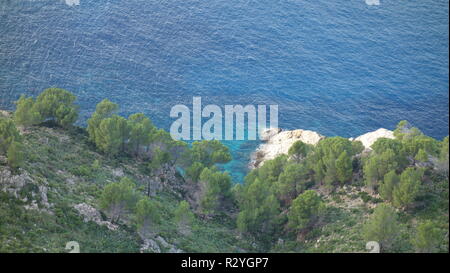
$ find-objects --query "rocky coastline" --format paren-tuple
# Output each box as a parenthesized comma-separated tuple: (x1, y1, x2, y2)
(250, 127, 395, 169)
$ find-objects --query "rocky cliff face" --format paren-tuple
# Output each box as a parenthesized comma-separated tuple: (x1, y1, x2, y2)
(250, 128, 325, 168)
(351, 128, 395, 150)
(250, 127, 395, 169)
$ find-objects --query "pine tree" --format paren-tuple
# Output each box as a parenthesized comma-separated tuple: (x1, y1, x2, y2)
(99, 178, 137, 222)
(288, 141, 310, 162)
(87, 99, 119, 144)
(393, 167, 423, 208)
(190, 140, 232, 167)
(415, 148, 428, 163)
(310, 137, 354, 185)
(379, 170, 399, 202)
(335, 151, 352, 184)
(0, 118, 21, 154)
(276, 163, 308, 204)
(7, 141, 25, 170)
(363, 204, 399, 252)
(363, 156, 379, 191)
(128, 113, 154, 156)
(13, 95, 42, 127)
(174, 201, 195, 235)
(438, 136, 449, 176)
(288, 190, 324, 234)
(186, 162, 205, 182)
(34, 88, 78, 128)
(363, 149, 398, 191)
(412, 221, 443, 253)
(95, 115, 129, 156)
(135, 198, 161, 236)
(198, 167, 232, 215)
(237, 178, 281, 240)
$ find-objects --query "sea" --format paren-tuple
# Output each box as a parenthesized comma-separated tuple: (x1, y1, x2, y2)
(1, 0, 448, 181)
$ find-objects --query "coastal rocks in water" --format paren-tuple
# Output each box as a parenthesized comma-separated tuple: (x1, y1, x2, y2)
(250, 128, 325, 169)
(73, 203, 118, 231)
(353, 128, 394, 150)
(250, 127, 396, 169)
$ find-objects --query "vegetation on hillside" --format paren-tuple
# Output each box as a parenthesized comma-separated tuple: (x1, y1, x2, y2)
(0, 88, 448, 253)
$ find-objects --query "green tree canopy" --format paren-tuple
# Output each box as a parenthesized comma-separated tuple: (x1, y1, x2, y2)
(135, 198, 161, 236)
(438, 136, 449, 176)
(440, 136, 449, 163)
(34, 88, 78, 128)
(412, 220, 443, 253)
(276, 163, 309, 204)
(99, 178, 138, 222)
(335, 151, 353, 184)
(13, 95, 42, 127)
(351, 140, 365, 155)
(96, 115, 129, 156)
(415, 149, 428, 163)
(128, 113, 155, 156)
(288, 141, 311, 162)
(363, 204, 399, 252)
(309, 137, 354, 185)
(148, 148, 171, 174)
(237, 178, 281, 241)
(363, 149, 399, 191)
(198, 167, 233, 215)
(7, 141, 25, 170)
(190, 140, 232, 167)
(174, 200, 195, 235)
(87, 99, 119, 144)
(393, 167, 423, 208)
(393, 120, 422, 141)
(186, 162, 206, 182)
(255, 155, 288, 184)
(287, 190, 325, 233)
(379, 170, 399, 202)
(0, 118, 21, 155)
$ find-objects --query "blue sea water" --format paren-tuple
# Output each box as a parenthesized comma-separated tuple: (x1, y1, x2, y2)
(0, 0, 448, 181)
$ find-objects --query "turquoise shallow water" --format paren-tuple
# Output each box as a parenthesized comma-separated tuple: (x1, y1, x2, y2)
(0, 0, 448, 181)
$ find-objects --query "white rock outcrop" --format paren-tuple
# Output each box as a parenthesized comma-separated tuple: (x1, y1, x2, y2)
(139, 236, 183, 253)
(73, 203, 118, 231)
(353, 128, 394, 150)
(250, 127, 395, 169)
(250, 128, 325, 168)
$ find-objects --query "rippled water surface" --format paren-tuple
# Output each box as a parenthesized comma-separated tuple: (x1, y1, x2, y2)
(1, 0, 448, 181)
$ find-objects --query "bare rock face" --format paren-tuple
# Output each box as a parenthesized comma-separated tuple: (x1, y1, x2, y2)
(0, 110, 11, 118)
(139, 236, 183, 253)
(0, 168, 52, 211)
(73, 203, 118, 231)
(140, 238, 161, 253)
(353, 128, 395, 150)
(112, 168, 124, 177)
(250, 127, 396, 169)
(250, 128, 325, 169)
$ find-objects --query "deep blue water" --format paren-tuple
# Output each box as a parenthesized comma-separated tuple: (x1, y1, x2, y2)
(1, 0, 448, 181)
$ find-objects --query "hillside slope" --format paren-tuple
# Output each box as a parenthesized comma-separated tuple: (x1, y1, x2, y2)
(0, 120, 250, 253)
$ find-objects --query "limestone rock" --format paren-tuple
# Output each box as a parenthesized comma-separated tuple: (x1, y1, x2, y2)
(140, 238, 161, 253)
(73, 203, 118, 231)
(353, 128, 394, 150)
(250, 128, 325, 168)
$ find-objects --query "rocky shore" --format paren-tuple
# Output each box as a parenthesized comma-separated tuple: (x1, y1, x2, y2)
(250, 127, 395, 169)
